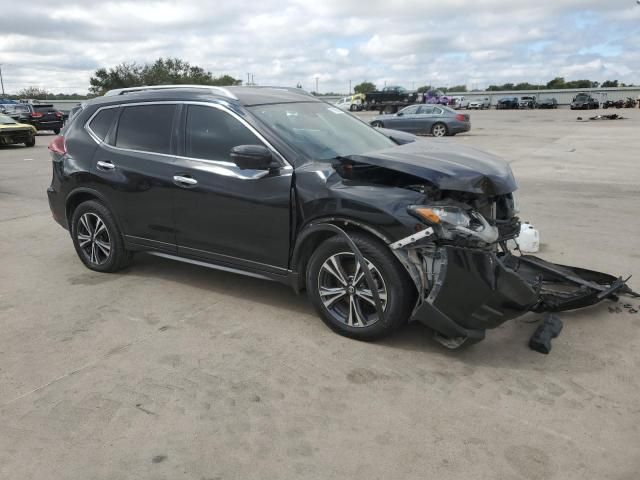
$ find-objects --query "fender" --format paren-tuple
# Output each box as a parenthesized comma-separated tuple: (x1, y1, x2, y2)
(290, 215, 394, 271)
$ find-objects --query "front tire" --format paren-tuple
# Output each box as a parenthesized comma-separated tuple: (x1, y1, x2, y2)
(53, 128, 61, 135)
(306, 233, 415, 341)
(70, 200, 131, 272)
(371, 121, 384, 128)
(25, 137, 35, 147)
(431, 122, 448, 137)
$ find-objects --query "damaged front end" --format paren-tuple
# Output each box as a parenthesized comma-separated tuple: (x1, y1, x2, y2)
(311, 140, 636, 348)
(389, 203, 637, 348)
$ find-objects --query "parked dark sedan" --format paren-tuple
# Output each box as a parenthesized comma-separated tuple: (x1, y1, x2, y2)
(496, 97, 519, 109)
(537, 98, 558, 109)
(370, 104, 470, 136)
(46, 85, 635, 347)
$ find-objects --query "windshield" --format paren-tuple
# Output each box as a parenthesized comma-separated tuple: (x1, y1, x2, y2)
(249, 102, 396, 160)
(0, 114, 16, 124)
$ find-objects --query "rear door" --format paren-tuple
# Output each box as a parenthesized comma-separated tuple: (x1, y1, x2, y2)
(90, 103, 180, 252)
(171, 103, 292, 272)
(414, 105, 439, 133)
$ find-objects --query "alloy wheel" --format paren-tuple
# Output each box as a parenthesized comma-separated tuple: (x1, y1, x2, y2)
(317, 252, 387, 328)
(77, 212, 111, 265)
(432, 124, 446, 137)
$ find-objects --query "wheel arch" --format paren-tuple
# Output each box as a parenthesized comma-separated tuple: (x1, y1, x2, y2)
(65, 188, 121, 230)
(290, 217, 393, 293)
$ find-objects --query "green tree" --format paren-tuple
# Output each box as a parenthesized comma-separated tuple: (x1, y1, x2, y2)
(448, 84, 467, 92)
(89, 58, 241, 95)
(546, 77, 565, 89)
(565, 79, 593, 89)
(416, 85, 431, 93)
(17, 86, 52, 100)
(601, 80, 619, 88)
(353, 81, 376, 94)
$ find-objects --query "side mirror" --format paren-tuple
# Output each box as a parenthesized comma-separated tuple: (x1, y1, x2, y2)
(397, 112, 404, 116)
(230, 145, 276, 170)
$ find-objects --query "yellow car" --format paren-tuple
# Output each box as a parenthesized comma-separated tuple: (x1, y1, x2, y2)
(0, 113, 37, 147)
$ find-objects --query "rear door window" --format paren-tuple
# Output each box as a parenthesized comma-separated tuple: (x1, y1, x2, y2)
(115, 104, 176, 154)
(401, 105, 419, 115)
(184, 105, 263, 162)
(88, 108, 118, 141)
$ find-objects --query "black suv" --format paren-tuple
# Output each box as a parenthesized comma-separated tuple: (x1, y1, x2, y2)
(47, 85, 632, 346)
(12, 103, 64, 133)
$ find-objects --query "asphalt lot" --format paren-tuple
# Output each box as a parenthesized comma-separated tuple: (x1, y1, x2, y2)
(1, 108, 639, 479)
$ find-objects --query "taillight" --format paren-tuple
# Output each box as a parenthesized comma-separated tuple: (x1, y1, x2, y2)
(455, 114, 467, 122)
(55, 111, 62, 118)
(31, 112, 44, 118)
(48, 136, 67, 155)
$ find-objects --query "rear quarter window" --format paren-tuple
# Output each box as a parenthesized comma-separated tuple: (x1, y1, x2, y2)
(88, 108, 118, 141)
(115, 104, 176, 154)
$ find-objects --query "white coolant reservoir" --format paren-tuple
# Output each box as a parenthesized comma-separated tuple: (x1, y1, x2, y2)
(516, 222, 540, 253)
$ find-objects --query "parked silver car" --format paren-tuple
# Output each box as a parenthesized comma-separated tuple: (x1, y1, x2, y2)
(370, 104, 470, 137)
(467, 97, 490, 110)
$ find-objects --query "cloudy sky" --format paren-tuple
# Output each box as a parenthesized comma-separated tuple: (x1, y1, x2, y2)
(1, 0, 639, 94)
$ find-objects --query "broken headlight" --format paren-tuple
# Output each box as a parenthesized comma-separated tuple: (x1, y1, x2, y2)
(408, 205, 499, 244)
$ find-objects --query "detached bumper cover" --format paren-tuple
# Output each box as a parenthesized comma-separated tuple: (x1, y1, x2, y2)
(411, 246, 636, 341)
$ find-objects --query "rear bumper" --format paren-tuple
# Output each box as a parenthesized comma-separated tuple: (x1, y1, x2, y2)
(47, 185, 67, 229)
(30, 120, 63, 131)
(0, 129, 34, 145)
(449, 122, 471, 134)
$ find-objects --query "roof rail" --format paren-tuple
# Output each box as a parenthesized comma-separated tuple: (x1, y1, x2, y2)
(104, 84, 238, 100)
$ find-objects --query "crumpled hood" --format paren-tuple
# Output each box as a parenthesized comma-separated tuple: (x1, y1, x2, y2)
(344, 139, 518, 196)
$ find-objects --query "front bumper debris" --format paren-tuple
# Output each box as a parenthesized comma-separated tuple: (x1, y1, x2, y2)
(406, 245, 637, 347)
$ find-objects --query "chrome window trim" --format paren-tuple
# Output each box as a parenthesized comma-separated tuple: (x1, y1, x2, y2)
(84, 100, 292, 172)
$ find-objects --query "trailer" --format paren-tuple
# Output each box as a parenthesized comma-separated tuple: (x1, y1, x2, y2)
(364, 86, 420, 114)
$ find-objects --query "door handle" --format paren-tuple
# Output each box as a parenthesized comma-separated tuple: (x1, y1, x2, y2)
(173, 175, 198, 187)
(97, 160, 115, 171)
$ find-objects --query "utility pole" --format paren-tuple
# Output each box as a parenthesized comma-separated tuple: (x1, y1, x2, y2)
(315, 76, 319, 94)
(0, 65, 5, 96)
(251, 74, 254, 85)
(349, 80, 351, 95)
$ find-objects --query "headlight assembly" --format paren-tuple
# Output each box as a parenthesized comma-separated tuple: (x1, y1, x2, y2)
(408, 205, 499, 244)
(409, 206, 471, 227)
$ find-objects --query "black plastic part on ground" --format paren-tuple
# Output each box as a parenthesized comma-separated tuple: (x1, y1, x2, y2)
(529, 314, 563, 354)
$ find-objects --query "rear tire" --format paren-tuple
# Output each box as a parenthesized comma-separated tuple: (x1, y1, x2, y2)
(306, 233, 415, 341)
(431, 122, 448, 137)
(25, 138, 35, 147)
(53, 128, 61, 135)
(70, 200, 132, 273)
(371, 121, 384, 128)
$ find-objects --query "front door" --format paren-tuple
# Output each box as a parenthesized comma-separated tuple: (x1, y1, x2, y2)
(172, 103, 292, 273)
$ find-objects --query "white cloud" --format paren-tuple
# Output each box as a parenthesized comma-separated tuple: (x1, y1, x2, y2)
(0, 0, 637, 94)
